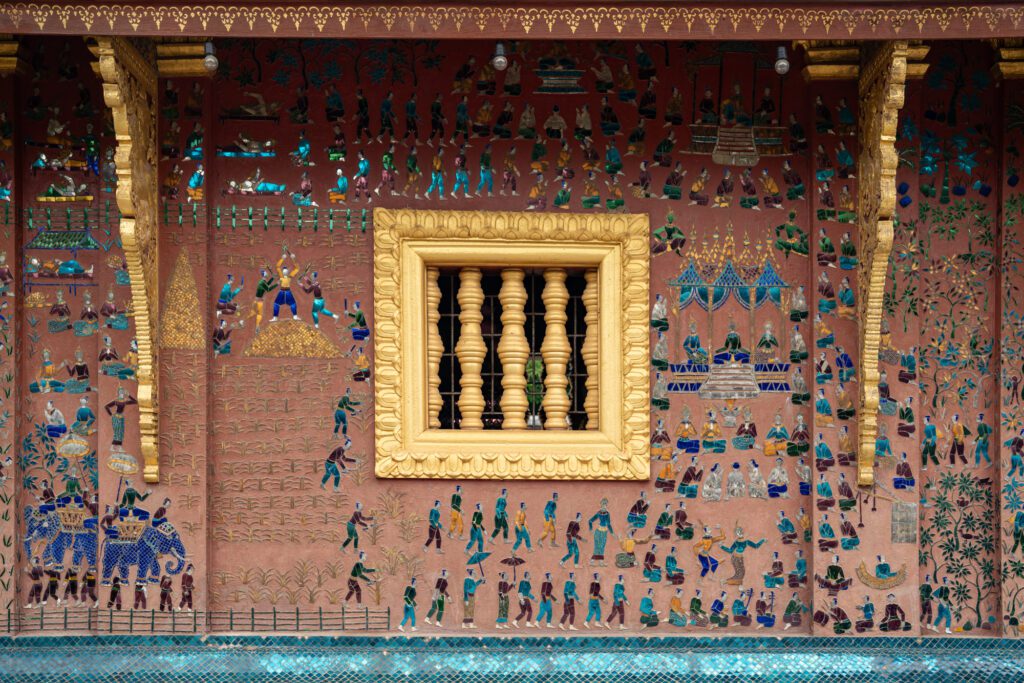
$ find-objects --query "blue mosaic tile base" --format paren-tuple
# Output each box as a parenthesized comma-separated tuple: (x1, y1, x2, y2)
(1, 636, 1023, 682)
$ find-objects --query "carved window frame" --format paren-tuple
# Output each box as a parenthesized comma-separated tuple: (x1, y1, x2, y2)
(373, 209, 650, 480)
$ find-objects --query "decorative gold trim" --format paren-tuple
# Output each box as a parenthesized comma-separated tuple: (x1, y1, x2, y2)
(856, 41, 908, 488)
(95, 37, 160, 484)
(373, 209, 650, 480)
(1, 5, 1023, 39)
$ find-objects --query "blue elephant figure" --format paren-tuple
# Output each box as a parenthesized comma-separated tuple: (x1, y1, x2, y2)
(102, 521, 187, 585)
(47, 525, 98, 570)
(136, 524, 188, 582)
(24, 505, 99, 570)
(23, 506, 60, 564)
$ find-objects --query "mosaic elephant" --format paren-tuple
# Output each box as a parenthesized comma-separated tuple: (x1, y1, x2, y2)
(23, 505, 97, 569)
(45, 523, 97, 570)
(101, 522, 187, 585)
(23, 505, 60, 562)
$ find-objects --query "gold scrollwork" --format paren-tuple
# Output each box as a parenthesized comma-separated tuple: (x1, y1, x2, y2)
(95, 37, 160, 483)
(856, 41, 908, 488)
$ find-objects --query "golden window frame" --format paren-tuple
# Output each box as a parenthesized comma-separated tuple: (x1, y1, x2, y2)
(372, 208, 650, 480)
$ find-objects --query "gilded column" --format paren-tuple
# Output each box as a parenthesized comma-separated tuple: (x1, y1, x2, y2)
(856, 41, 908, 487)
(426, 266, 443, 429)
(541, 268, 570, 430)
(455, 268, 485, 429)
(582, 269, 599, 429)
(498, 268, 528, 429)
(94, 38, 161, 482)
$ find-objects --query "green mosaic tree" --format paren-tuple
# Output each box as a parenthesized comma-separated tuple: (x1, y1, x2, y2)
(919, 471, 998, 630)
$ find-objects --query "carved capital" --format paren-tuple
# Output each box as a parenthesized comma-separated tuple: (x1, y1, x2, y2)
(94, 37, 160, 483)
(991, 38, 1024, 79)
(797, 40, 928, 81)
(0, 34, 25, 75)
(856, 41, 909, 487)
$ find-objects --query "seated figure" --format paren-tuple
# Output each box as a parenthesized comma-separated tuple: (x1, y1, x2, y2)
(713, 319, 749, 365)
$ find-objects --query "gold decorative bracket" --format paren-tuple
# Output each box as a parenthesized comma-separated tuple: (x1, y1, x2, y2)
(856, 41, 909, 487)
(991, 39, 1024, 79)
(0, 34, 26, 75)
(93, 38, 160, 483)
(796, 40, 929, 81)
(796, 40, 860, 81)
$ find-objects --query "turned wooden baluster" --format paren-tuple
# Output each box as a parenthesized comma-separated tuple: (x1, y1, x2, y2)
(497, 268, 529, 429)
(541, 268, 571, 430)
(582, 269, 599, 429)
(455, 268, 486, 429)
(426, 266, 443, 428)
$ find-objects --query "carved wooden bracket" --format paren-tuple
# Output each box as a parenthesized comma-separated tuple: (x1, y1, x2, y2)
(796, 40, 929, 81)
(991, 39, 1024, 79)
(0, 34, 25, 75)
(855, 41, 909, 487)
(93, 38, 160, 483)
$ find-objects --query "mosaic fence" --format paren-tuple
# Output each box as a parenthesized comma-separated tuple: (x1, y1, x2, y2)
(1, 636, 1024, 682)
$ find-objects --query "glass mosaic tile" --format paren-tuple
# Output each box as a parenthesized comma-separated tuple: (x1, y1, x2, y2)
(0, 636, 1022, 682)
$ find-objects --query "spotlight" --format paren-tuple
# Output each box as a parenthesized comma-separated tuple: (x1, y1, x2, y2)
(203, 41, 218, 73)
(774, 46, 789, 76)
(491, 42, 508, 71)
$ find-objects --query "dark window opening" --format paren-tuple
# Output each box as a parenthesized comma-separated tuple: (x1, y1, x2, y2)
(436, 268, 590, 430)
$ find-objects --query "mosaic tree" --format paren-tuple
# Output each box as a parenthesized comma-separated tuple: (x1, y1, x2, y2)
(920, 471, 998, 630)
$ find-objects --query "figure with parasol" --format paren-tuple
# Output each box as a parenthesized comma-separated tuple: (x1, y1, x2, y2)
(495, 572, 513, 629)
(461, 567, 485, 628)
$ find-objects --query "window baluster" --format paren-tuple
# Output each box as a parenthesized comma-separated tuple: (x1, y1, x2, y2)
(455, 268, 486, 429)
(582, 269, 599, 430)
(497, 268, 528, 429)
(426, 266, 443, 428)
(541, 268, 570, 430)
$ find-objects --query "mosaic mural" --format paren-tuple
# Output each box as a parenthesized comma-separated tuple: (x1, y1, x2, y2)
(0, 36, 1018, 638)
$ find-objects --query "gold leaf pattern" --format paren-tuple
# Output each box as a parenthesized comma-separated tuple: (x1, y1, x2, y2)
(243, 320, 343, 360)
(159, 250, 204, 351)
